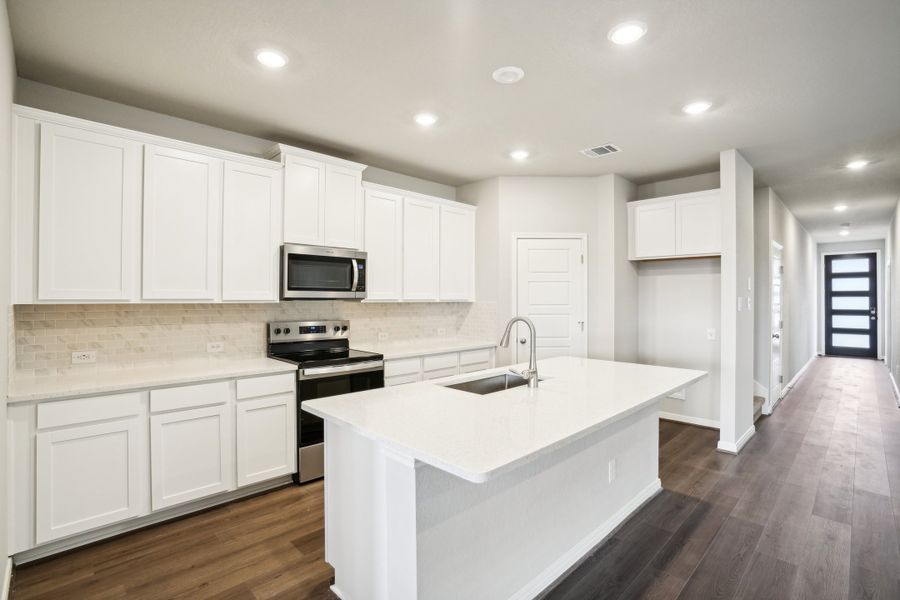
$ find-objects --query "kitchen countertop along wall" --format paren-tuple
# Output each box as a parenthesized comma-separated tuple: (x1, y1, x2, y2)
(12, 300, 496, 378)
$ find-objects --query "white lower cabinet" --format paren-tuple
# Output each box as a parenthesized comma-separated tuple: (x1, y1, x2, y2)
(236, 392, 296, 487)
(150, 403, 235, 510)
(36, 417, 146, 544)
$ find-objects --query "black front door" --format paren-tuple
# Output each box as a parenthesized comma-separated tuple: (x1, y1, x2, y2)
(824, 252, 877, 358)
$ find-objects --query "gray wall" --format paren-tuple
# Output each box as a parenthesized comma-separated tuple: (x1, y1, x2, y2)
(0, 1, 15, 571)
(15, 78, 457, 200)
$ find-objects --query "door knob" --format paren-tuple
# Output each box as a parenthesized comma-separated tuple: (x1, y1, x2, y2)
(519, 338, 527, 344)
(772, 333, 780, 339)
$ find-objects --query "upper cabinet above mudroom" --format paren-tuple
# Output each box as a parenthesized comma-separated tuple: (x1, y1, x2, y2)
(627, 189, 722, 260)
(266, 144, 367, 250)
(11, 106, 283, 304)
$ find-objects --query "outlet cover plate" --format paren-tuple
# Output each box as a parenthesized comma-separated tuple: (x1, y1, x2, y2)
(71, 351, 97, 364)
(207, 342, 225, 353)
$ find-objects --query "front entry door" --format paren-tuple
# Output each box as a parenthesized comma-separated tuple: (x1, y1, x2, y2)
(825, 252, 877, 358)
(515, 237, 587, 362)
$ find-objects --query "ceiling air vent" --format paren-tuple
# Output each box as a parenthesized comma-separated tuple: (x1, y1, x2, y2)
(580, 143, 621, 158)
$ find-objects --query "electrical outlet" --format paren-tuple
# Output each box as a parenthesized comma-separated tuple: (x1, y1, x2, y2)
(437, 327, 447, 336)
(378, 331, 389, 341)
(707, 328, 717, 341)
(71, 351, 96, 364)
(207, 342, 225, 353)
(608, 458, 616, 483)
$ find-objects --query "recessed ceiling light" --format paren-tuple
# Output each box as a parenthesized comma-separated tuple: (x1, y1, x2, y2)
(492, 66, 525, 84)
(607, 21, 648, 45)
(510, 149, 530, 161)
(256, 49, 288, 69)
(846, 159, 869, 170)
(682, 101, 712, 115)
(839, 222, 851, 236)
(839, 229, 850, 236)
(833, 204, 848, 212)
(414, 112, 438, 127)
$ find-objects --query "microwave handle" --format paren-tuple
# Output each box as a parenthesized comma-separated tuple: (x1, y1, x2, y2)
(351, 259, 359, 292)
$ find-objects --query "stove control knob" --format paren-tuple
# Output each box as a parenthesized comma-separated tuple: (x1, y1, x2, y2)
(333, 326, 341, 334)
(274, 328, 282, 335)
(283, 328, 291, 335)
(341, 325, 348, 332)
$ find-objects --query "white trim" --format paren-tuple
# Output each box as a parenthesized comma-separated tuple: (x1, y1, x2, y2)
(329, 585, 346, 599)
(1, 558, 11, 600)
(890, 371, 900, 408)
(767, 241, 784, 414)
(510, 233, 589, 361)
(717, 424, 756, 454)
(754, 380, 769, 400)
(764, 354, 816, 415)
(512, 479, 662, 600)
(361, 180, 470, 211)
(659, 412, 720, 430)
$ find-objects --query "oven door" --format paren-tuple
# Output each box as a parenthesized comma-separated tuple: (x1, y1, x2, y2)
(296, 360, 384, 482)
(282, 244, 367, 300)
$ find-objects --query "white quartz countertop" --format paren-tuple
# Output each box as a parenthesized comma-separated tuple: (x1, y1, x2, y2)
(303, 356, 706, 483)
(8, 357, 298, 403)
(354, 338, 496, 360)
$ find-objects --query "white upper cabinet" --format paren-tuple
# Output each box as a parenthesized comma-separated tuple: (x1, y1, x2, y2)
(674, 190, 721, 257)
(439, 204, 476, 301)
(324, 164, 364, 249)
(628, 189, 721, 260)
(37, 123, 142, 301)
(142, 145, 222, 300)
(363, 188, 403, 300)
(403, 197, 441, 301)
(222, 161, 282, 301)
(270, 144, 366, 249)
(282, 155, 325, 245)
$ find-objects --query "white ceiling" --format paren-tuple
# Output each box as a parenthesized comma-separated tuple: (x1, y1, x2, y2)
(8, 0, 900, 240)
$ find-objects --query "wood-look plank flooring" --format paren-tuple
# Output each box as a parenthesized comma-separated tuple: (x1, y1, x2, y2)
(11, 357, 900, 600)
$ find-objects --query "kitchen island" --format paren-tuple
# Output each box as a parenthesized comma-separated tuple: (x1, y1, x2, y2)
(303, 356, 706, 600)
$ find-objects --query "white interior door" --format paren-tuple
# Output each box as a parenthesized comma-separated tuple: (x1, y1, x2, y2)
(515, 237, 587, 362)
(769, 245, 784, 410)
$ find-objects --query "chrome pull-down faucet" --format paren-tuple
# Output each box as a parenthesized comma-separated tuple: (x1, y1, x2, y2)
(499, 316, 539, 388)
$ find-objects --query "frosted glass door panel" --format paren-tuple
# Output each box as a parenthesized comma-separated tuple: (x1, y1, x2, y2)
(832, 296, 870, 310)
(832, 334, 870, 348)
(832, 278, 870, 291)
(832, 315, 870, 329)
(832, 258, 870, 273)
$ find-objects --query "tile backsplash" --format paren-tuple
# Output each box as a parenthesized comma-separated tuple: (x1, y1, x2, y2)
(13, 301, 497, 377)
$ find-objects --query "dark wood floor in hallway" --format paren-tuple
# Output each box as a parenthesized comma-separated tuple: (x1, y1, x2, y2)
(11, 357, 900, 599)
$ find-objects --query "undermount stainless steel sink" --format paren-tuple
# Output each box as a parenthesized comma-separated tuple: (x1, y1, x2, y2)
(443, 372, 539, 395)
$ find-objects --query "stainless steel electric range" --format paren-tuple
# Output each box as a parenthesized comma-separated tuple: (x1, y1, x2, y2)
(267, 320, 384, 483)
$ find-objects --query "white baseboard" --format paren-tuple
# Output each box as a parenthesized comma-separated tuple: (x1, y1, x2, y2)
(330, 585, 345, 599)
(1, 558, 11, 600)
(753, 380, 768, 399)
(514, 479, 663, 600)
(890, 371, 900, 408)
(659, 411, 720, 430)
(782, 355, 815, 396)
(717, 424, 756, 455)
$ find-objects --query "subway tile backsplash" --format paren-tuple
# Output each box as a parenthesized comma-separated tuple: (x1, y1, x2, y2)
(13, 301, 497, 377)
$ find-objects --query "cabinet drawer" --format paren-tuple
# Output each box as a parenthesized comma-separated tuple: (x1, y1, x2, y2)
(385, 373, 421, 387)
(459, 348, 491, 366)
(423, 366, 458, 381)
(384, 357, 421, 378)
(236, 373, 295, 400)
(422, 352, 458, 373)
(37, 392, 142, 429)
(150, 380, 231, 413)
(460, 361, 492, 374)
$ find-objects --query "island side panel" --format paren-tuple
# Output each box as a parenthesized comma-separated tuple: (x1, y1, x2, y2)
(414, 403, 661, 600)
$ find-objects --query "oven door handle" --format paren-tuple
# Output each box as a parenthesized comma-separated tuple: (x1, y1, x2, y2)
(300, 360, 384, 380)
(351, 258, 360, 292)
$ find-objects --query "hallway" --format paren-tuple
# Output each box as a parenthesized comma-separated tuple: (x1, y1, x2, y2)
(546, 356, 900, 599)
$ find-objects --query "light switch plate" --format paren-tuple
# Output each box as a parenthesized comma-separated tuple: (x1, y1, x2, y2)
(378, 331, 389, 341)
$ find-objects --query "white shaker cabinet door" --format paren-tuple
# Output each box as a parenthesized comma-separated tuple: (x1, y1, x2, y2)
(323, 164, 363, 249)
(402, 197, 440, 300)
(236, 393, 296, 487)
(222, 161, 282, 301)
(439, 204, 476, 301)
(37, 123, 142, 301)
(632, 200, 676, 259)
(142, 145, 222, 300)
(150, 404, 235, 510)
(36, 418, 145, 543)
(675, 191, 721, 256)
(283, 155, 326, 245)
(363, 188, 403, 300)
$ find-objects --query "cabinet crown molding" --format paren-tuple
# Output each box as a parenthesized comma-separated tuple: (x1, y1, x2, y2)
(362, 181, 476, 212)
(266, 142, 367, 172)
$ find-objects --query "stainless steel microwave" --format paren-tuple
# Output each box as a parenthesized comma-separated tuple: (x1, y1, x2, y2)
(281, 244, 367, 300)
